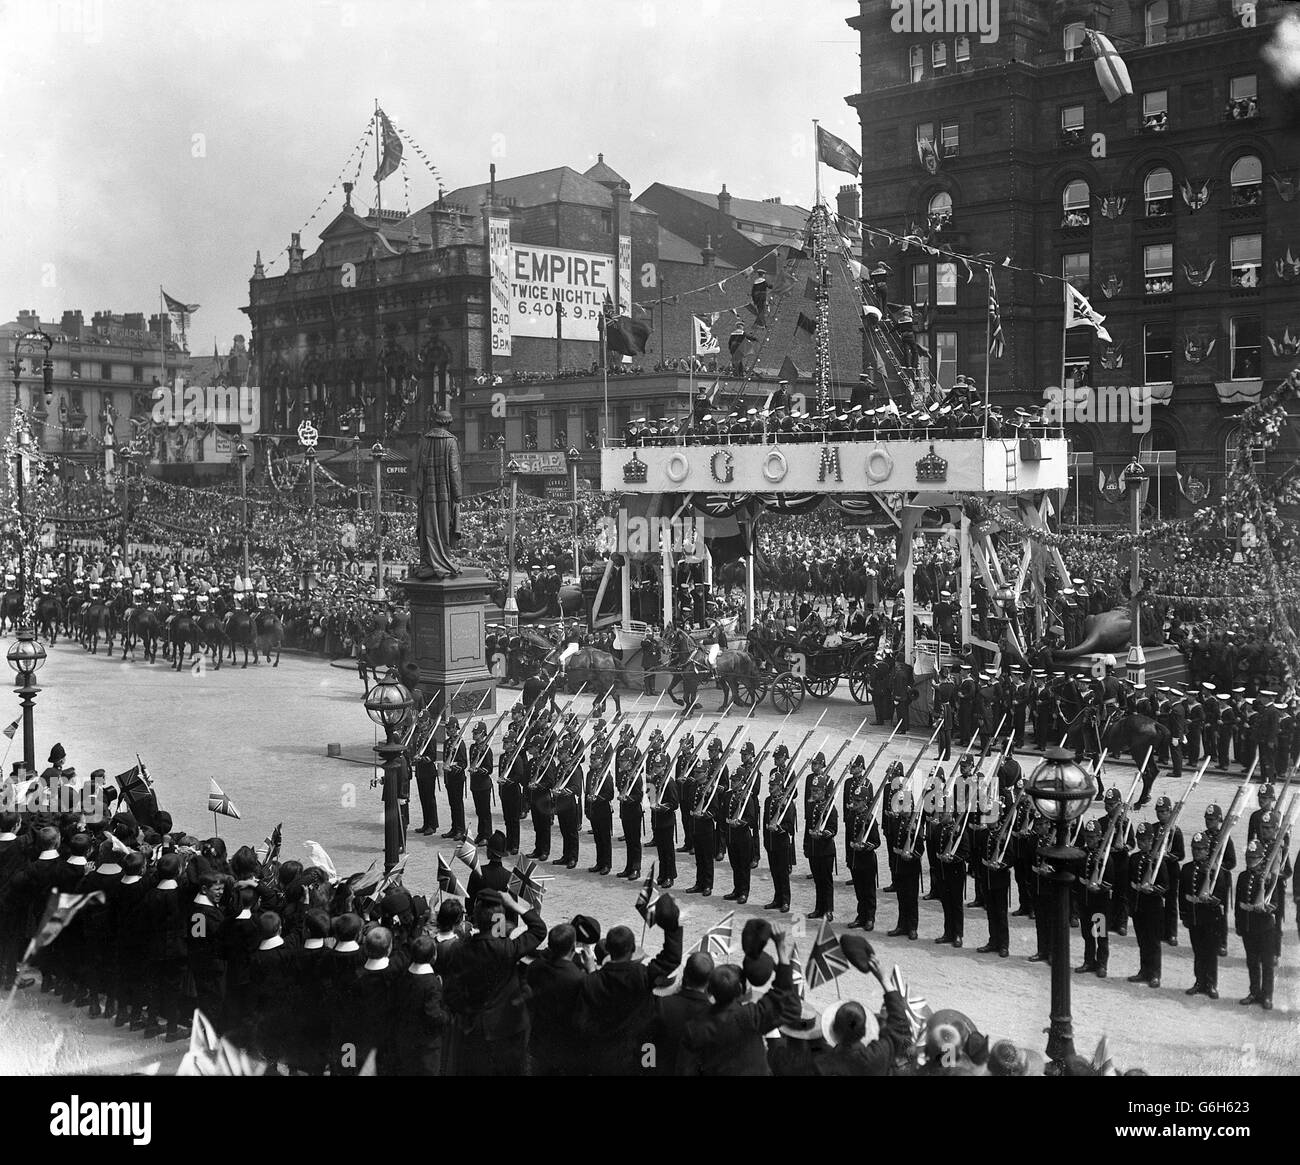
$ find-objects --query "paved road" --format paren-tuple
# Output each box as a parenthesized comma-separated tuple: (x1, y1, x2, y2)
(9, 641, 1299, 1076)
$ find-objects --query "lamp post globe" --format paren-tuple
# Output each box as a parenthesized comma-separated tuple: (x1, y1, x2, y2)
(1026, 746, 1098, 1072)
(8, 627, 48, 678)
(362, 666, 412, 872)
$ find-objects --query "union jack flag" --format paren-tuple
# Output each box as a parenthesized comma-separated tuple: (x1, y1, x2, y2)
(696, 911, 734, 960)
(437, 853, 463, 897)
(805, 918, 849, 990)
(509, 858, 550, 909)
(207, 778, 241, 820)
(453, 839, 479, 870)
(987, 270, 1006, 359)
(890, 963, 932, 1045)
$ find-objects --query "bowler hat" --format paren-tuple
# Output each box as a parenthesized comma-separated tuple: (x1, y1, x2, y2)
(571, 914, 601, 946)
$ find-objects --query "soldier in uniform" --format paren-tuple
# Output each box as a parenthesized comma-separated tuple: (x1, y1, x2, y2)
(887, 784, 924, 941)
(1152, 794, 1186, 946)
(687, 737, 727, 896)
(1235, 839, 1281, 1009)
(806, 775, 838, 921)
(1074, 820, 1118, 978)
(1247, 783, 1277, 844)
(526, 738, 555, 862)
(933, 670, 956, 762)
(1184, 690, 1205, 765)
(1026, 814, 1057, 963)
(1126, 823, 1168, 988)
(1033, 671, 1056, 751)
(498, 723, 527, 856)
(1011, 668, 1033, 749)
(929, 795, 969, 948)
(956, 665, 979, 746)
(413, 717, 441, 838)
(723, 743, 760, 905)
(880, 759, 905, 893)
(1180, 831, 1230, 998)
(675, 730, 700, 856)
(615, 723, 645, 880)
(552, 729, 583, 869)
(1216, 691, 1237, 770)
(1203, 803, 1237, 957)
(585, 720, 616, 875)
(647, 746, 678, 888)
(763, 757, 797, 915)
(843, 756, 879, 931)
(441, 718, 468, 842)
(468, 721, 495, 845)
(974, 792, 1012, 958)
(1099, 787, 1133, 936)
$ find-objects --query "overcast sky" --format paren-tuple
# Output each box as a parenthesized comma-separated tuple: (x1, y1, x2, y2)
(1, 0, 862, 353)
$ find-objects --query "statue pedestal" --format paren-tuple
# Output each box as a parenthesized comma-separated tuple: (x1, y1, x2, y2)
(397, 567, 497, 716)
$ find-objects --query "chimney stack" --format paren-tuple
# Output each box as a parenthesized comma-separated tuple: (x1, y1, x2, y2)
(701, 234, 715, 268)
(60, 310, 84, 339)
(836, 185, 861, 237)
(288, 233, 304, 274)
(717, 184, 732, 217)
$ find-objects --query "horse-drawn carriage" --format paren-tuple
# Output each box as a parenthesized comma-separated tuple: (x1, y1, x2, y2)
(748, 627, 877, 706)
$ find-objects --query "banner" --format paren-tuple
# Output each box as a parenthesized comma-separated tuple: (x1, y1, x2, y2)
(489, 216, 513, 357)
(692, 314, 721, 356)
(509, 244, 617, 340)
(618, 234, 632, 314)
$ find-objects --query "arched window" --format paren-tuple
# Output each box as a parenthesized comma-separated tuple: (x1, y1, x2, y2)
(1064, 22, 1086, 62)
(1145, 0, 1169, 45)
(1144, 167, 1173, 216)
(928, 191, 953, 221)
(1230, 154, 1262, 206)
(909, 44, 924, 82)
(1062, 178, 1091, 226)
(1224, 426, 1266, 477)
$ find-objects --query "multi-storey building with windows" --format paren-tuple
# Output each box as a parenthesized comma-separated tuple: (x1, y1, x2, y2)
(845, 0, 1300, 519)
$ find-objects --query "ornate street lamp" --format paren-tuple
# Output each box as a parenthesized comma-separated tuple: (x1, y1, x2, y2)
(1122, 458, 1149, 688)
(236, 442, 250, 585)
(567, 445, 582, 579)
(1026, 746, 1098, 1071)
(7, 627, 48, 777)
(363, 666, 413, 871)
(504, 457, 524, 626)
(371, 442, 386, 602)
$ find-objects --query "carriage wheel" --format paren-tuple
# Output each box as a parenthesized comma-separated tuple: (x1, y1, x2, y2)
(770, 671, 804, 714)
(848, 665, 873, 705)
(803, 674, 837, 700)
(733, 675, 764, 707)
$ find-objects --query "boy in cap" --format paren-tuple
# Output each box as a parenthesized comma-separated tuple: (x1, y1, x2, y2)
(1179, 832, 1229, 998)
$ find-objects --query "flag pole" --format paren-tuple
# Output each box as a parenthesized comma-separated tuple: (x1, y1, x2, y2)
(983, 270, 993, 438)
(1060, 282, 1069, 405)
(602, 316, 610, 441)
(374, 98, 383, 215)
(158, 287, 166, 392)
(812, 119, 821, 209)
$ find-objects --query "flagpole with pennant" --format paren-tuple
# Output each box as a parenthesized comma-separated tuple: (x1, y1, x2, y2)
(375, 98, 383, 214)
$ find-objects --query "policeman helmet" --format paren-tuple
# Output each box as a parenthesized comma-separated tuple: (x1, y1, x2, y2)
(1245, 838, 1264, 863)
(851, 755, 866, 770)
(811, 752, 826, 768)
(1154, 795, 1172, 812)
(1205, 804, 1223, 821)
(774, 744, 790, 761)
(740, 741, 756, 759)
(592, 717, 606, 732)
(1191, 832, 1210, 852)
(1103, 787, 1121, 806)
(472, 721, 487, 738)
(446, 717, 461, 735)
(708, 737, 723, 753)
(620, 723, 635, 740)
(1259, 784, 1276, 803)
(682, 732, 695, 746)
(650, 728, 665, 744)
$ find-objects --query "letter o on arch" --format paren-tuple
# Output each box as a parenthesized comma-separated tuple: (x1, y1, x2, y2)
(665, 453, 690, 484)
(762, 449, 788, 483)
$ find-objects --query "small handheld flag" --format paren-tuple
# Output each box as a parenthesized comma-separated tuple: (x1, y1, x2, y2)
(696, 911, 734, 960)
(208, 778, 241, 820)
(889, 963, 932, 1045)
(635, 864, 660, 921)
(22, 891, 105, 963)
(805, 918, 849, 991)
(2, 718, 18, 740)
(437, 853, 464, 897)
(453, 839, 479, 870)
(508, 858, 550, 909)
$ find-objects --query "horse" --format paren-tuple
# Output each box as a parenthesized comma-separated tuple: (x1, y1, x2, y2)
(79, 600, 114, 655)
(224, 609, 259, 668)
(255, 608, 284, 666)
(358, 631, 408, 692)
(168, 612, 203, 672)
(1053, 679, 1171, 804)
(551, 646, 623, 714)
(124, 605, 162, 664)
(0, 589, 23, 633)
(35, 594, 63, 644)
(196, 610, 227, 669)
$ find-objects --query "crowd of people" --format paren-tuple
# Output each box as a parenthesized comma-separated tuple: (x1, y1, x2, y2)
(0, 751, 1143, 1077)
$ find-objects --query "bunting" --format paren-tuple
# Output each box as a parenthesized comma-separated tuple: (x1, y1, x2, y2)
(1085, 29, 1132, 104)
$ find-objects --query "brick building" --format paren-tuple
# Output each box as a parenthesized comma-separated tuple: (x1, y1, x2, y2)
(845, 0, 1300, 520)
(3, 308, 192, 471)
(245, 154, 853, 498)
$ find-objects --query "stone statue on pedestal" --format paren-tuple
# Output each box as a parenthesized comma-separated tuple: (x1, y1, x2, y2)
(410, 408, 463, 580)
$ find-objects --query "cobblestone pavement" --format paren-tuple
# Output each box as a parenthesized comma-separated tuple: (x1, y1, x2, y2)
(12, 642, 1299, 1076)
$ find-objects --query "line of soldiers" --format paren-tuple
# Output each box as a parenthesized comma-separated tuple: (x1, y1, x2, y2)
(404, 693, 1296, 1011)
